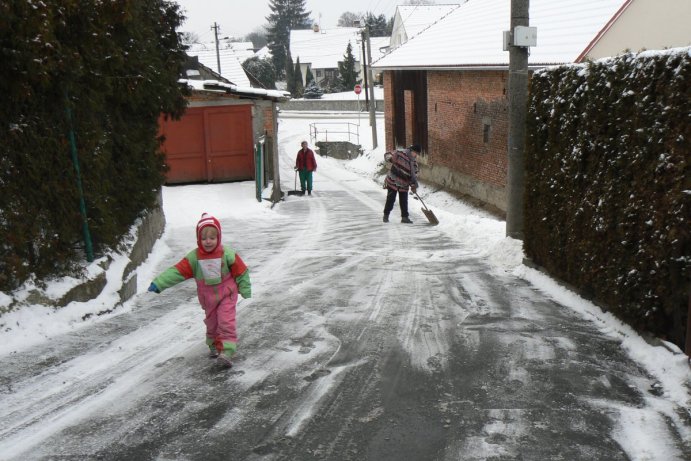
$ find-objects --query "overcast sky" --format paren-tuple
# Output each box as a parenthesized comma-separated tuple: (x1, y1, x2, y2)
(172, 0, 401, 40)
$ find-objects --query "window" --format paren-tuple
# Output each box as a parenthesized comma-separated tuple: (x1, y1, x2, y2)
(482, 117, 491, 143)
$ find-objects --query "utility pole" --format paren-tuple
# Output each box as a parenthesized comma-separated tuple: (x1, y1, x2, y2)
(361, 36, 370, 111)
(506, 0, 530, 239)
(363, 26, 378, 148)
(212, 22, 222, 74)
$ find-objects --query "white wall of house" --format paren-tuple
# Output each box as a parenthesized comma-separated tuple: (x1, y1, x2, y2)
(584, 0, 691, 60)
(388, 4, 461, 50)
(390, 9, 408, 49)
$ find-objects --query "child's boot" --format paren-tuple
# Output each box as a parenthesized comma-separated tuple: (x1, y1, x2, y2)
(216, 354, 233, 368)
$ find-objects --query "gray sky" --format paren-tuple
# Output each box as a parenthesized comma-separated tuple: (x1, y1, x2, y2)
(172, 0, 401, 41)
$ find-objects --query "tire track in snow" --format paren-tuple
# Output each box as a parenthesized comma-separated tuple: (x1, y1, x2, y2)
(0, 301, 202, 458)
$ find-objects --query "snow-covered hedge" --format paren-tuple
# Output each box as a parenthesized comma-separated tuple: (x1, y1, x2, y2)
(524, 47, 690, 347)
(0, 0, 188, 292)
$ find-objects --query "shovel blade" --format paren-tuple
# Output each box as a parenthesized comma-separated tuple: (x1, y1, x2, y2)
(421, 207, 439, 225)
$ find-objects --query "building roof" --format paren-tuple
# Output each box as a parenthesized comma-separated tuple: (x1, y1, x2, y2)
(290, 27, 361, 69)
(181, 79, 290, 102)
(390, 4, 462, 48)
(186, 39, 254, 86)
(374, 0, 629, 69)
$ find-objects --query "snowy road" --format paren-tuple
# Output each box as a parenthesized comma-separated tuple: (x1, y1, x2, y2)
(1, 114, 689, 460)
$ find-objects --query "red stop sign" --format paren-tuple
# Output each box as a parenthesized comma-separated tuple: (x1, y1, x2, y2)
(354, 84, 362, 95)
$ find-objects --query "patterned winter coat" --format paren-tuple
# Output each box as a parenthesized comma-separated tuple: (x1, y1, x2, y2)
(385, 148, 419, 192)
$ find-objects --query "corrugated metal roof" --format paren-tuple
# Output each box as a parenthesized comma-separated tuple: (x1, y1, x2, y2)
(187, 39, 253, 86)
(374, 0, 627, 69)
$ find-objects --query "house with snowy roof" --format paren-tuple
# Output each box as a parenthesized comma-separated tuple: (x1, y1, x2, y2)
(388, 4, 462, 50)
(373, 0, 691, 214)
(186, 39, 255, 87)
(290, 25, 389, 89)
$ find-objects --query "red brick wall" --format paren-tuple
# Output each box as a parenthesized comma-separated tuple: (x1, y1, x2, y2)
(263, 106, 275, 136)
(382, 69, 509, 188)
(427, 70, 509, 188)
(404, 90, 414, 147)
(383, 71, 395, 151)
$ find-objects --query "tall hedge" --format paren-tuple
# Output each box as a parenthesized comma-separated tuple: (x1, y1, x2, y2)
(525, 48, 690, 347)
(0, 0, 189, 292)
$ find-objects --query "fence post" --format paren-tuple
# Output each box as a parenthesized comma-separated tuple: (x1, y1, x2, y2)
(254, 137, 264, 202)
(65, 92, 94, 262)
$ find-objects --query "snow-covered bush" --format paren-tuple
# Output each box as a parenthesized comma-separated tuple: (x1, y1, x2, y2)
(303, 80, 323, 99)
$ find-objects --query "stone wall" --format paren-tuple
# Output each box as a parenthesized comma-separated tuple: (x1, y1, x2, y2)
(3, 191, 166, 314)
(117, 192, 166, 304)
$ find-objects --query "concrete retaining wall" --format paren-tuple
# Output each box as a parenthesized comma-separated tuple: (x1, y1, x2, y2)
(280, 99, 384, 112)
(316, 141, 362, 160)
(419, 163, 507, 217)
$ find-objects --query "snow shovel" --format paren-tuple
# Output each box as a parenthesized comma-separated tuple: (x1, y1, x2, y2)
(287, 170, 302, 196)
(413, 191, 439, 225)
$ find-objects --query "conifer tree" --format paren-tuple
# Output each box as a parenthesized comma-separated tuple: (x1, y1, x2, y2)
(365, 13, 389, 37)
(303, 80, 323, 99)
(305, 65, 314, 85)
(294, 57, 304, 97)
(242, 56, 277, 89)
(285, 47, 295, 95)
(266, 0, 311, 79)
(338, 42, 360, 90)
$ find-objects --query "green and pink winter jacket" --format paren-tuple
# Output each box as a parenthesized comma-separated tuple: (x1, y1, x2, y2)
(152, 245, 251, 298)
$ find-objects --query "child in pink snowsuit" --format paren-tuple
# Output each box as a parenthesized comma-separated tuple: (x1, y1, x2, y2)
(148, 213, 251, 368)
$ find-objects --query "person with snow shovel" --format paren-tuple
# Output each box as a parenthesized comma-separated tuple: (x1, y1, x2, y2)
(295, 140, 317, 196)
(383, 144, 420, 223)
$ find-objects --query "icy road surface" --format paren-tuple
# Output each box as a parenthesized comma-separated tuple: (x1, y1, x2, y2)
(0, 114, 688, 460)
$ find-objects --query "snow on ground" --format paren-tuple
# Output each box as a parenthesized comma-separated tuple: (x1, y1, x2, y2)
(0, 110, 689, 458)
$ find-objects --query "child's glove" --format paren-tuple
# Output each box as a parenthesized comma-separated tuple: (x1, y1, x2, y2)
(147, 282, 160, 293)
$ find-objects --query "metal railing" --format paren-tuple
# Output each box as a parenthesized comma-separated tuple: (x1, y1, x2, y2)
(309, 122, 360, 145)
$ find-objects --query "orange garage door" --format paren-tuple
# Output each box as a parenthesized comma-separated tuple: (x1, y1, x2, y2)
(159, 104, 254, 184)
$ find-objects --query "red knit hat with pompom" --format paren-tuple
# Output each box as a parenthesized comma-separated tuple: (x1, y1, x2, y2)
(196, 212, 222, 253)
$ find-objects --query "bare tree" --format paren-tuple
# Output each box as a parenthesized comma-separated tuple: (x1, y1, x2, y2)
(337, 11, 364, 27)
(245, 26, 269, 49)
(180, 31, 200, 45)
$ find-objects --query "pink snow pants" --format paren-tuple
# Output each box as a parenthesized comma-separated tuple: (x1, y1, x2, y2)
(196, 275, 238, 356)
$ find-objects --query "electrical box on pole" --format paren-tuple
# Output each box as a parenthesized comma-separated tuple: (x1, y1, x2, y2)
(503, 26, 537, 50)
(514, 26, 537, 47)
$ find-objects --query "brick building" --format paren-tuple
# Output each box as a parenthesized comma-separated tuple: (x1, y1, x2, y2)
(373, 0, 690, 213)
